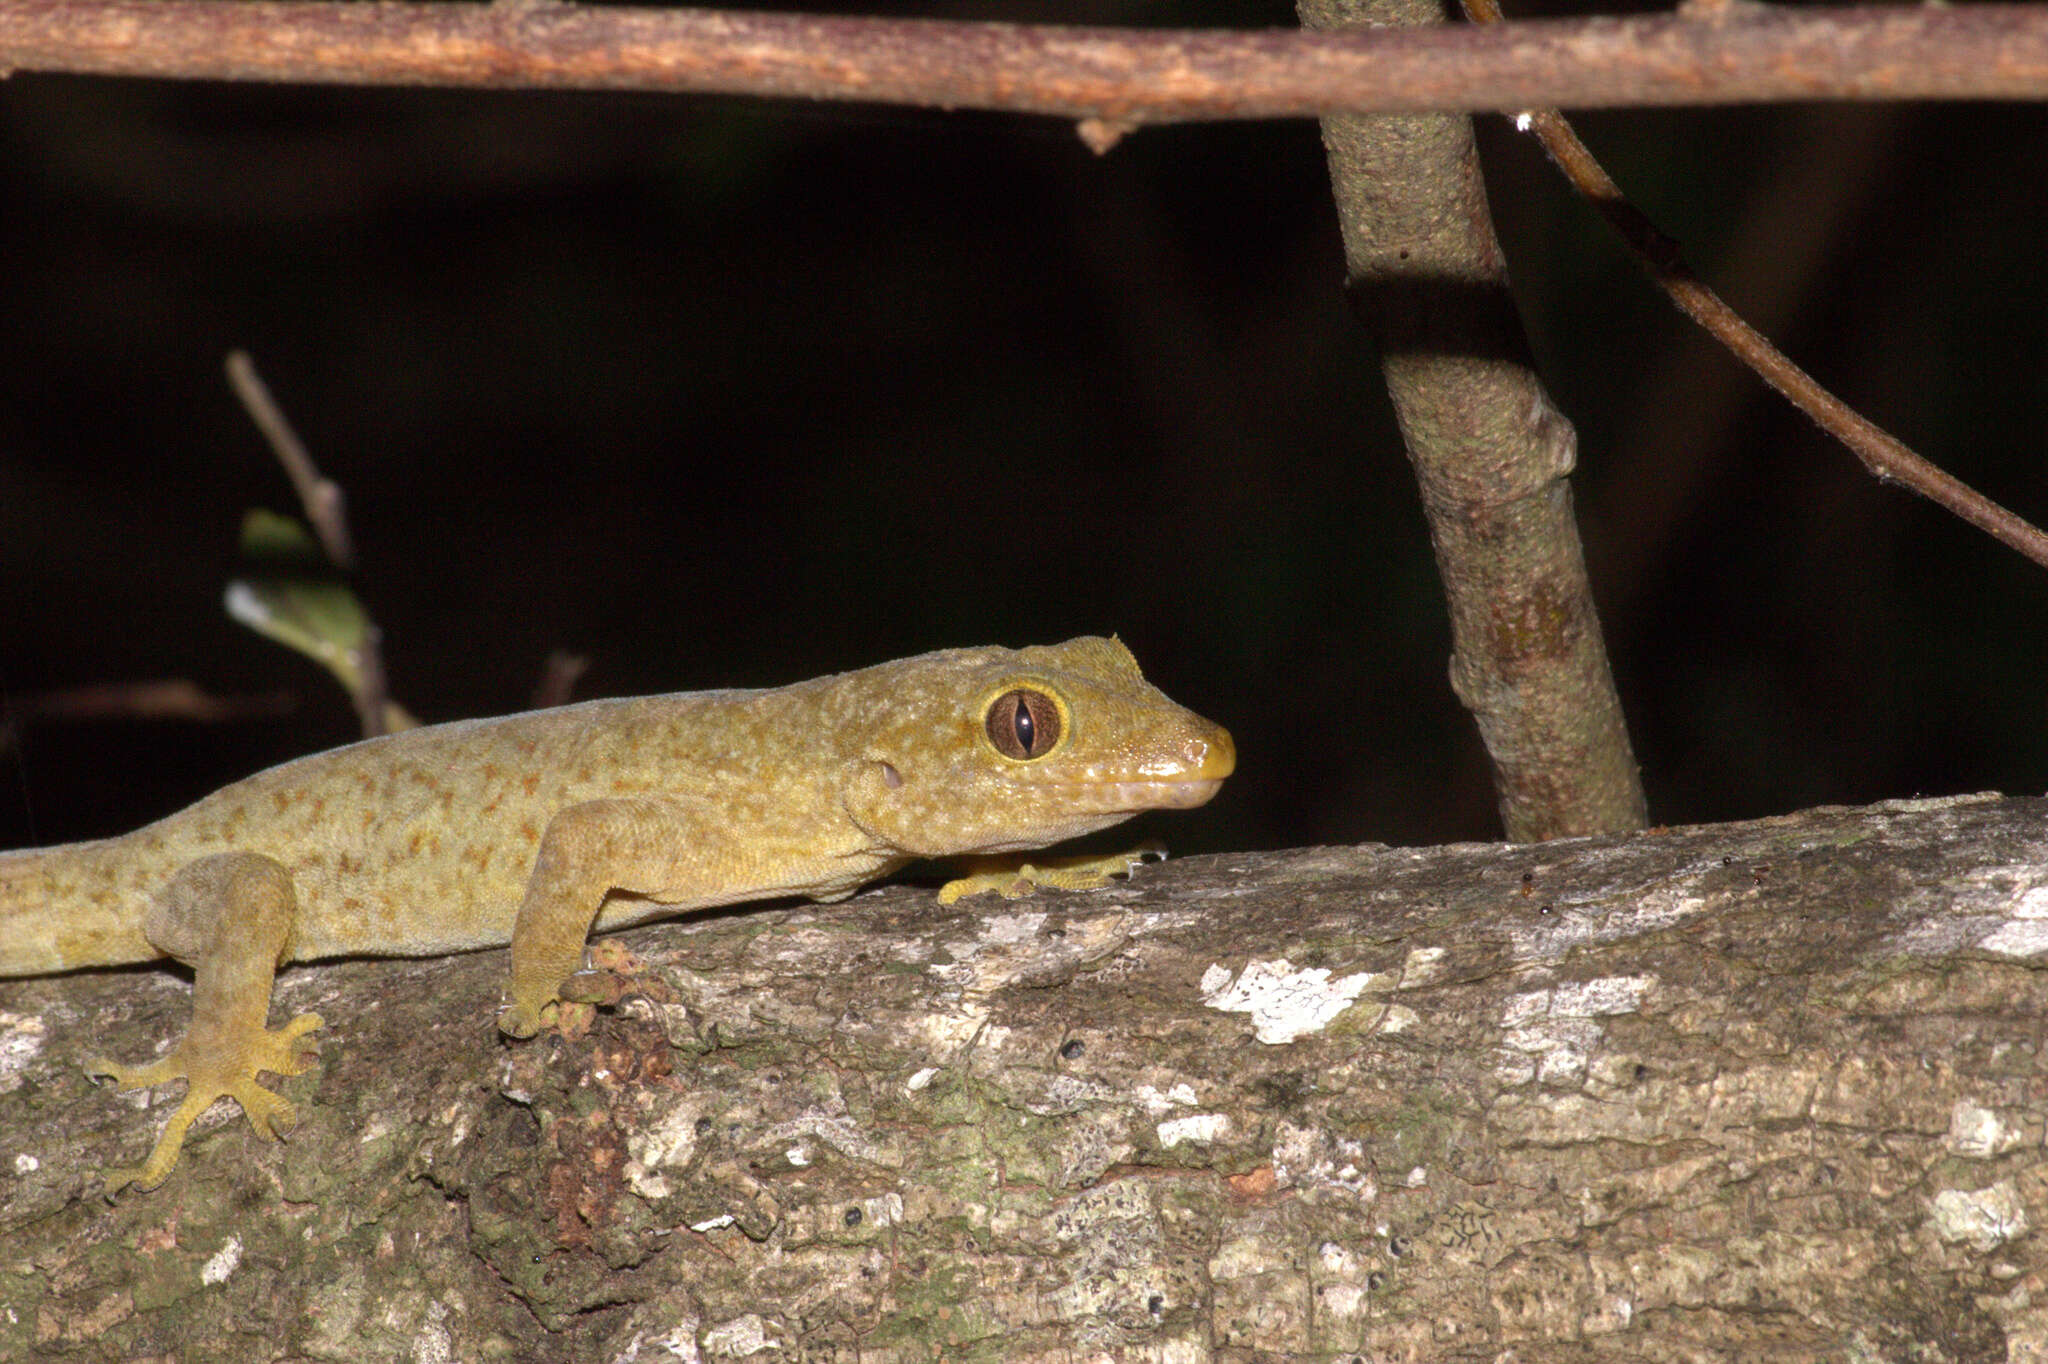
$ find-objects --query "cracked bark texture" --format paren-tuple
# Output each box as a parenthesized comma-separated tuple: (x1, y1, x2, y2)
(1299, 0, 1646, 844)
(7, 793, 2048, 1360)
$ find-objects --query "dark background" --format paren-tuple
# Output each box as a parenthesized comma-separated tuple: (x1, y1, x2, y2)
(3, 0, 2046, 859)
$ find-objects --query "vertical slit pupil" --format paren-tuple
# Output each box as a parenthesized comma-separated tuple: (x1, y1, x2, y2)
(988, 690, 1059, 759)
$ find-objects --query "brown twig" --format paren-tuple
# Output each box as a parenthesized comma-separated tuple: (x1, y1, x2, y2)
(2, 2, 2048, 117)
(225, 351, 392, 736)
(531, 651, 590, 711)
(1462, 0, 2048, 572)
(7, 679, 299, 725)
(225, 351, 354, 570)
(0, 681, 298, 759)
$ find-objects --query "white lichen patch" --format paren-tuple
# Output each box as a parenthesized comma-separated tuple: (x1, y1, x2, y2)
(1948, 1100, 2029, 1159)
(1508, 880, 1713, 965)
(1884, 846, 2048, 957)
(201, 1235, 243, 1285)
(1581, 1294, 1635, 1335)
(914, 1008, 987, 1053)
(1157, 1114, 1229, 1148)
(1932, 1182, 2029, 1253)
(1496, 976, 1654, 1087)
(1318, 1280, 1368, 1320)
(1380, 1004, 1421, 1033)
(934, 910, 1121, 991)
(1975, 880, 2048, 957)
(904, 1066, 940, 1092)
(1033, 1071, 1126, 1114)
(14, 1153, 39, 1175)
(701, 1313, 784, 1357)
(0, 1011, 48, 1092)
(1132, 1082, 1199, 1115)
(854, 1192, 904, 1229)
(922, 911, 1133, 1054)
(1317, 1240, 1366, 1277)
(626, 1100, 709, 1199)
(1272, 1121, 1376, 1203)
(1399, 946, 1447, 987)
(1209, 1230, 1295, 1281)
(759, 1113, 890, 1166)
(608, 1319, 702, 1364)
(1200, 958, 1383, 1044)
(411, 1301, 454, 1364)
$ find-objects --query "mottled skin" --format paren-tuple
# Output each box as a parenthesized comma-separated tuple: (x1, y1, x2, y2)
(0, 637, 1233, 1193)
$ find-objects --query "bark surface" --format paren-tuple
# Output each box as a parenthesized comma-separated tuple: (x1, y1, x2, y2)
(5, 792, 2048, 1360)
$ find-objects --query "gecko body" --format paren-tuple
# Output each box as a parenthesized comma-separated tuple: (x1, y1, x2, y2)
(0, 636, 1233, 1192)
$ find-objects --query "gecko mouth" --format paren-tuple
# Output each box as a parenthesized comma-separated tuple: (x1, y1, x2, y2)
(1075, 778, 1227, 811)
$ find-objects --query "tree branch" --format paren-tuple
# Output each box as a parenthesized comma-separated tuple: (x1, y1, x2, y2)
(3, 1, 2048, 117)
(1300, 0, 1647, 843)
(8, 795, 2048, 1356)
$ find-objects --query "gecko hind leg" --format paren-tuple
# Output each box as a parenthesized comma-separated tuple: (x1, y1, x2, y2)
(85, 852, 324, 1194)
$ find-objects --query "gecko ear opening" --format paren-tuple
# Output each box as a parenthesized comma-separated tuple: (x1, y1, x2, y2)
(985, 689, 1062, 760)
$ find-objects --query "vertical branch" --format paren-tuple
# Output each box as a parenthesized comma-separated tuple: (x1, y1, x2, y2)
(1298, 0, 1646, 840)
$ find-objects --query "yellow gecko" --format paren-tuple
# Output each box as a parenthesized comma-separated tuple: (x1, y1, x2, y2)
(0, 637, 1233, 1194)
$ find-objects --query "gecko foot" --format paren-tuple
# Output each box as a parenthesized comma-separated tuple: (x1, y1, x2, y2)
(938, 841, 1167, 905)
(88, 1010, 324, 1195)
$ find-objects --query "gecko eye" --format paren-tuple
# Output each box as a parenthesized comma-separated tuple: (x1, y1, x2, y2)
(986, 689, 1061, 760)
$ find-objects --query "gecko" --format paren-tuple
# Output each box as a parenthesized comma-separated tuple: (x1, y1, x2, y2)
(0, 636, 1234, 1194)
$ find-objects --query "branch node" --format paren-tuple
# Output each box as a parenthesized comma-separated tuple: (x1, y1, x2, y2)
(1075, 117, 1138, 155)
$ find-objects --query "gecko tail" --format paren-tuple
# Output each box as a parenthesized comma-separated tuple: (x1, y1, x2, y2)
(0, 840, 156, 977)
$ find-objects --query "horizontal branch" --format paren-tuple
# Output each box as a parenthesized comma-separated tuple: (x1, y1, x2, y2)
(3, 1, 2048, 118)
(8, 795, 2048, 1353)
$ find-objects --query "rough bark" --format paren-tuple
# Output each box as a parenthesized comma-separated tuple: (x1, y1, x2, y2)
(7, 792, 2048, 1360)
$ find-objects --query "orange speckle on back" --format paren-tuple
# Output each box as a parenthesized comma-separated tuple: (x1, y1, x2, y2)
(523, 775, 541, 796)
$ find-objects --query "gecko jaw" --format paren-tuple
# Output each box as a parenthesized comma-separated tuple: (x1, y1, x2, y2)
(1030, 778, 1227, 812)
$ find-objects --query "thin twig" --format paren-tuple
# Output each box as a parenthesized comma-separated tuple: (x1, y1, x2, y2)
(531, 651, 590, 711)
(225, 351, 355, 570)
(225, 351, 392, 736)
(1461, 0, 2048, 572)
(2, 1, 2048, 118)
(8, 679, 298, 725)
(352, 623, 391, 740)
(0, 681, 297, 760)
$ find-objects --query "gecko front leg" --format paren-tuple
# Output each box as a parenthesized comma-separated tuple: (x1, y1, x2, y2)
(498, 797, 715, 1038)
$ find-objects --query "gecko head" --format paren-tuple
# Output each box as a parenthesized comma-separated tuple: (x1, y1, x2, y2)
(840, 635, 1234, 858)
